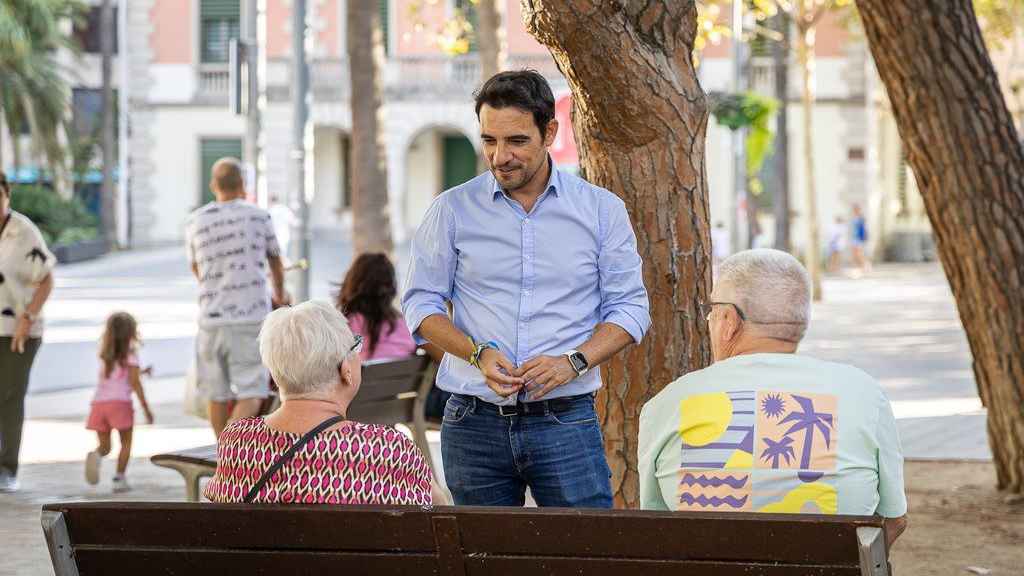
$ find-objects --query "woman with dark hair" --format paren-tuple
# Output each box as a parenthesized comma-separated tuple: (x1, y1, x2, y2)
(336, 253, 416, 361)
(0, 170, 55, 492)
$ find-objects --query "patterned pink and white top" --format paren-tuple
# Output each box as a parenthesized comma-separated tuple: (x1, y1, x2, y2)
(204, 417, 433, 505)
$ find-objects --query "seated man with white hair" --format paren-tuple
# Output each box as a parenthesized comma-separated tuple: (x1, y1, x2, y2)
(638, 249, 908, 547)
(205, 300, 436, 505)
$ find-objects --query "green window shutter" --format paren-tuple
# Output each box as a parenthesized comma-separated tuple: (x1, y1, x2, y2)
(201, 0, 240, 63)
(201, 0, 239, 19)
(379, 0, 390, 56)
(200, 138, 243, 204)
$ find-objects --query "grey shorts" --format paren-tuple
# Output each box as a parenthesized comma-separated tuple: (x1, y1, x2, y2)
(196, 324, 269, 402)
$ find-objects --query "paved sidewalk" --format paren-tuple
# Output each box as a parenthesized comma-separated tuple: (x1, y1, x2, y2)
(802, 264, 989, 460)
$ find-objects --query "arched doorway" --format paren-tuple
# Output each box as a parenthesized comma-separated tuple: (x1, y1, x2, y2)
(403, 126, 480, 233)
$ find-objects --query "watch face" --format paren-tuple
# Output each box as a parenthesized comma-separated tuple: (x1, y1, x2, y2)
(570, 352, 588, 372)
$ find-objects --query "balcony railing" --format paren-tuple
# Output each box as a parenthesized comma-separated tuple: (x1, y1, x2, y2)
(197, 64, 231, 103)
(200, 54, 568, 105)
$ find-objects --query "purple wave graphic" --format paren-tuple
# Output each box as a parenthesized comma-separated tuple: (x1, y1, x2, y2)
(680, 473, 749, 489)
(679, 493, 749, 508)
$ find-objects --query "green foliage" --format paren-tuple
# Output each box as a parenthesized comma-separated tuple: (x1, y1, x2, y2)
(710, 91, 779, 173)
(0, 0, 84, 172)
(8, 184, 97, 245)
(974, 0, 1024, 52)
(710, 91, 779, 196)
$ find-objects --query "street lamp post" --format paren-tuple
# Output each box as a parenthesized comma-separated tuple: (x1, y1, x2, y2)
(289, 0, 311, 301)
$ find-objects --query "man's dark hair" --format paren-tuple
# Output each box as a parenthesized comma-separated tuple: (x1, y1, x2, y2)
(474, 70, 556, 136)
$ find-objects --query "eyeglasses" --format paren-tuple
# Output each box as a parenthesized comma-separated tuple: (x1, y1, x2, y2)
(700, 301, 805, 326)
(700, 301, 746, 322)
(349, 334, 364, 355)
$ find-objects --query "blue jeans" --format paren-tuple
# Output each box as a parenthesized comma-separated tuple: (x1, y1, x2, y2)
(440, 393, 613, 508)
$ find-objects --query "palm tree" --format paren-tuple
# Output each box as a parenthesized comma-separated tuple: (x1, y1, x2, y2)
(0, 0, 81, 192)
(760, 435, 796, 468)
(779, 394, 834, 475)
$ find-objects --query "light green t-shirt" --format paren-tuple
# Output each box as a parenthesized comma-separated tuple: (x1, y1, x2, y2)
(638, 353, 907, 517)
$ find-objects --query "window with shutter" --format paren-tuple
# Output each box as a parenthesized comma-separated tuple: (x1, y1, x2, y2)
(200, 138, 243, 204)
(201, 0, 241, 63)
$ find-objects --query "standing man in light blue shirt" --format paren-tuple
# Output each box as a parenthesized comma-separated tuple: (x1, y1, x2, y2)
(402, 71, 651, 508)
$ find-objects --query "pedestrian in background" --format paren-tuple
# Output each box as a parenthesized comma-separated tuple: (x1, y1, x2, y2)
(0, 170, 55, 493)
(850, 204, 870, 275)
(84, 312, 154, 493)
(185, 158, 290, 438)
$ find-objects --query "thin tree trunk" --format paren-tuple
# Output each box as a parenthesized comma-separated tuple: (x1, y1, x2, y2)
(476, 0, 507, 81)
(101, 0, 117, 247)
(522, 0, 713, 509)
(796, 8, 822, 300)
(857, 0, 1024, 494)
(773, 11, 791, 252)
(347, 0, 393, 255)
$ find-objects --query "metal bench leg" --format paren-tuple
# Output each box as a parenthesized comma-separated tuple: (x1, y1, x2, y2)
(857, 526, 890, 576)
(185, 468, 203, 502)
(41, 511, 79, 576)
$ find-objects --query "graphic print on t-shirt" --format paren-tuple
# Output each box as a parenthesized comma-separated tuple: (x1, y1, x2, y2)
(187, 201, 280, 327)
(677, 390, 839, 514)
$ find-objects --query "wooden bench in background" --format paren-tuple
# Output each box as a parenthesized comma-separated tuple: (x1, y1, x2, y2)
(151, 354, 438, 502)
(41, 502, 892, 575)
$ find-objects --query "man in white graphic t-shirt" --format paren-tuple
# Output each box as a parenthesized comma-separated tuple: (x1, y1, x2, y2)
(185, 158, 290, 437)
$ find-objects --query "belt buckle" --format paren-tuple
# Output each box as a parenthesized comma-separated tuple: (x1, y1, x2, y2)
(498, 404, 518, 417)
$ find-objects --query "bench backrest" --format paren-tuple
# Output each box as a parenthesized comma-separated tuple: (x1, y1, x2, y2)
(346, 354, 432, 425)
(41, 503, 890, 576)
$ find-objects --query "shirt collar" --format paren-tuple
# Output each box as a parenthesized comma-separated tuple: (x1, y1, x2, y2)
(491, 155, 561, 201)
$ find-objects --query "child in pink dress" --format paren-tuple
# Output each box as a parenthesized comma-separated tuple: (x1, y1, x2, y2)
(84, 312, 154, 492)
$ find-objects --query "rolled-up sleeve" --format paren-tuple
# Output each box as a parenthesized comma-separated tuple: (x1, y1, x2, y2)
(402, 197, 457, 345)
(597, 197, 651, 343)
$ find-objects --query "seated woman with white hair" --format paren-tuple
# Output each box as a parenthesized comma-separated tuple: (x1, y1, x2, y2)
(204, 300, 434, 505)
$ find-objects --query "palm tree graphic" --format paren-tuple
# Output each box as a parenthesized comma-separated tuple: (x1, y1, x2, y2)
(779, 395, 833, 479)
(760, 435, 796, 468)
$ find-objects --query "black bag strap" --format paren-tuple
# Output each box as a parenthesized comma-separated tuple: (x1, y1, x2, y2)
(244, 415, 345, 503)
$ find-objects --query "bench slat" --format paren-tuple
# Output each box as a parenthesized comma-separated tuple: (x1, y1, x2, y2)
(59, 505, 436, 551)
(464, 557, 862, 575)
(456, 512, 872, 564)
(74, 548, 439, 575)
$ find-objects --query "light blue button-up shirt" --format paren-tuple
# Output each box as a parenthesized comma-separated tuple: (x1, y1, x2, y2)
(402, 162, 651, 405)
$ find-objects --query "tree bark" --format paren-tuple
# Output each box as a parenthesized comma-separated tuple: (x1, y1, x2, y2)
(773, 11, 791, 253)
(476, 0, 507, 81)
(796, 7, 823, 301)
(857, 0, 1024, 494)
(348, 0, 393, 255)
(521, 0, 713, 508)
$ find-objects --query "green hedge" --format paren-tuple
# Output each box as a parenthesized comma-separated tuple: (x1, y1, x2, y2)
(9, 185, 98, 246)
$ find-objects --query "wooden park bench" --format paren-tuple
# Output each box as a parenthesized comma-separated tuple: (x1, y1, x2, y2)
(151, 354, 438, 502)
(41, 502, 892, 575)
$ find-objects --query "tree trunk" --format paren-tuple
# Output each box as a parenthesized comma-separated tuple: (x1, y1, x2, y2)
(796, 9, 822, 300)
(476, 0, 507, 81)
(521, 0, 713, 509)
(857, 0, 1024, 494)
(772, 11, 791, 252)
(101, 0, 117, 248)
(348, 0, 393, 255)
